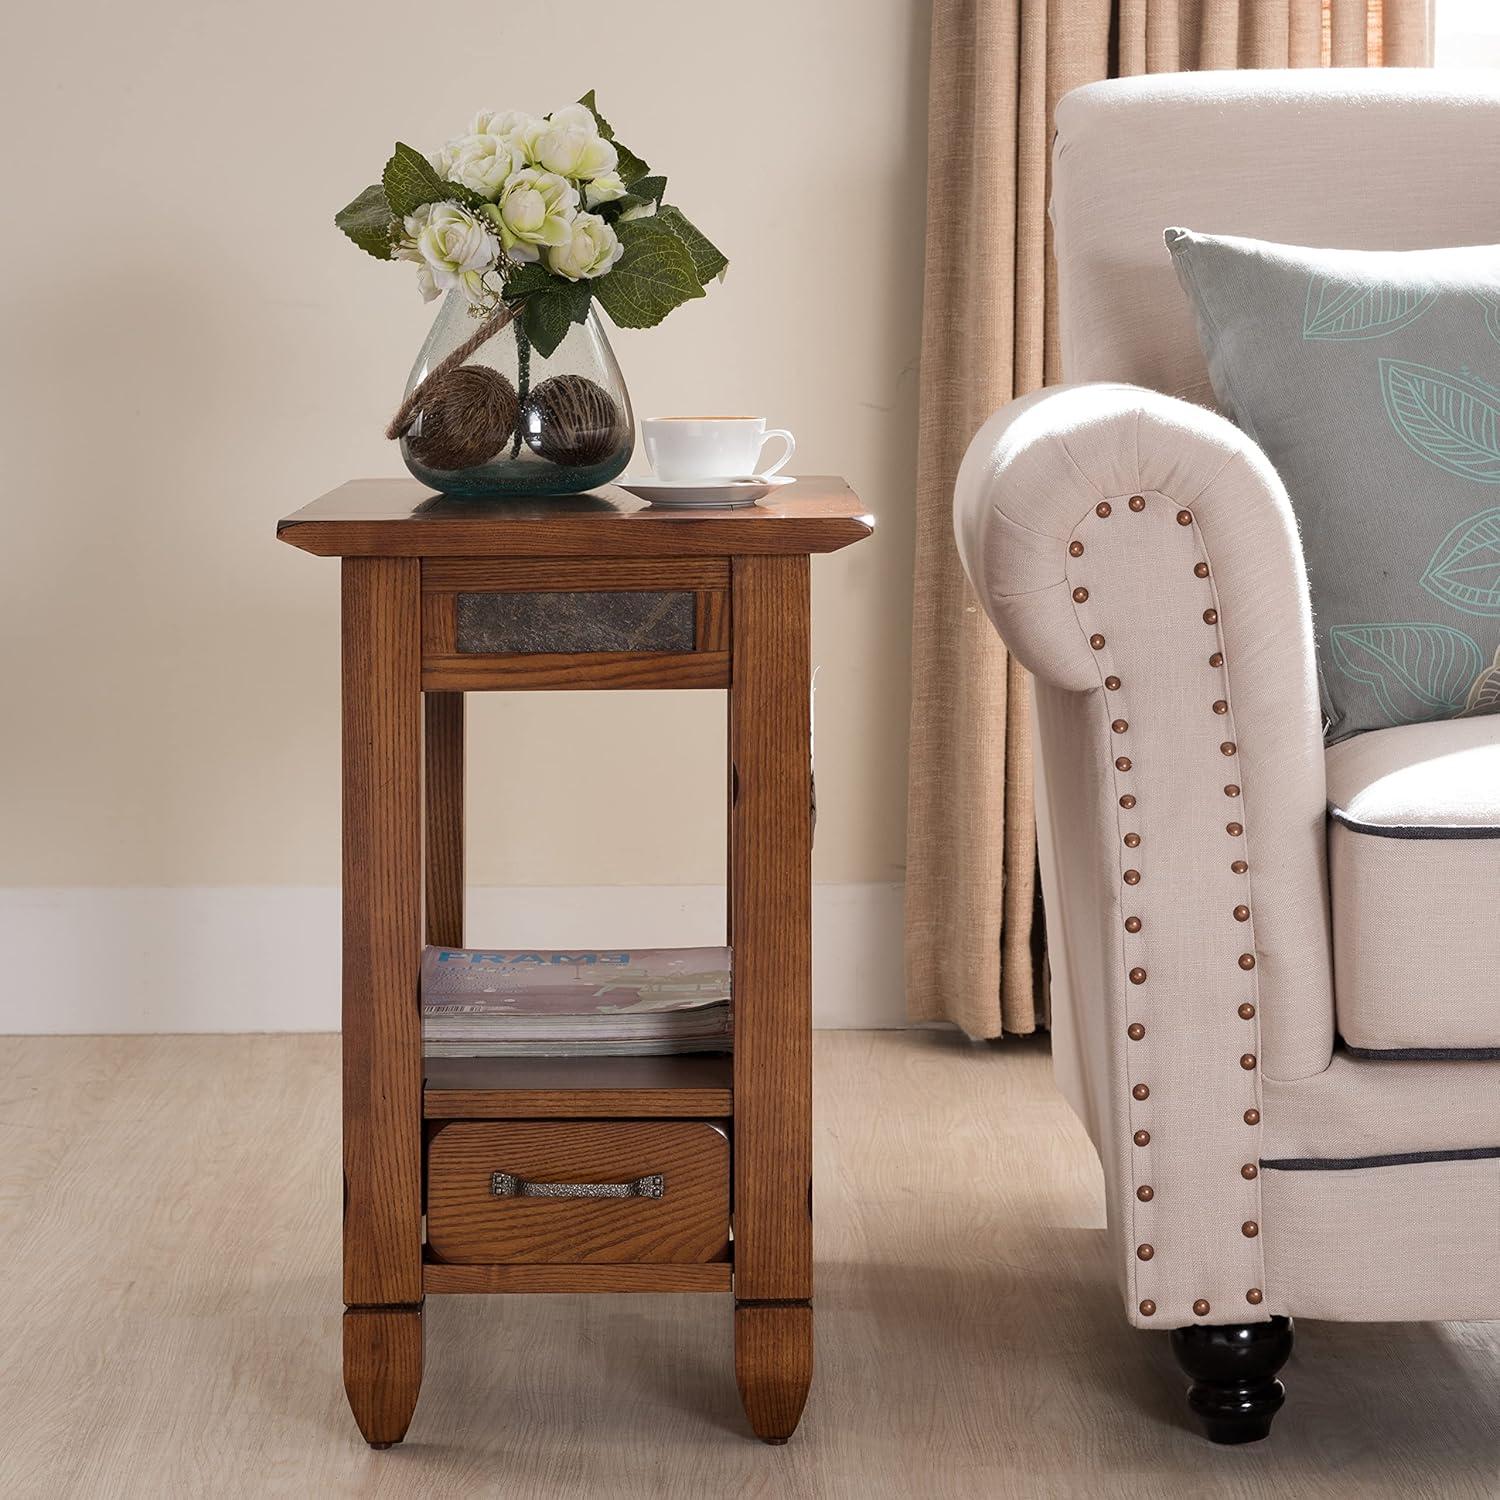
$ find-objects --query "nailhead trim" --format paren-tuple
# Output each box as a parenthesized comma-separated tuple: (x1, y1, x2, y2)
(1071, 493, 1267, 1320)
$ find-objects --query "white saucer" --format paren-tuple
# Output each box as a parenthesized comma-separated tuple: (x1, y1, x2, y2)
(616, 475, 796, 509)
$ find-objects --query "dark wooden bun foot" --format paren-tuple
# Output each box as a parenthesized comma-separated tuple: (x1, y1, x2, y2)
(1170, 1316, 1293, 1444)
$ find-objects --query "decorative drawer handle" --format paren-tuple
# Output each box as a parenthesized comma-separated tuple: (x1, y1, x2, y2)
(490, 1171, 665, 1201)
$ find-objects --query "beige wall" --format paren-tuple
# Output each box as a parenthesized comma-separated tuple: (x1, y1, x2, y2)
(1, 0, 926, 892)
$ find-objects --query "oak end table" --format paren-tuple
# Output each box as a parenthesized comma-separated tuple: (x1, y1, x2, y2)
(277, 476, 873, 1447)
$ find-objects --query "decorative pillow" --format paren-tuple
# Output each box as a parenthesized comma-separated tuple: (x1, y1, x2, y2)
(1166, 228, 1500, 741)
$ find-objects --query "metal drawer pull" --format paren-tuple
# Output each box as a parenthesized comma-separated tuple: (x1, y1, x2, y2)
(490, 1171, 665, 1201)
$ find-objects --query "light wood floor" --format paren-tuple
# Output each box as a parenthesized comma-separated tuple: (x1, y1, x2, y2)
(1, 1032, 1495, 1499)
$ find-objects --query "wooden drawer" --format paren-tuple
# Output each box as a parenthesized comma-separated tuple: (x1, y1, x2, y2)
(425, 1120, 730, 1265)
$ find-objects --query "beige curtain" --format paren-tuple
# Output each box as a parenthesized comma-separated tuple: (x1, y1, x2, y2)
(904, 0, 1431, 1040)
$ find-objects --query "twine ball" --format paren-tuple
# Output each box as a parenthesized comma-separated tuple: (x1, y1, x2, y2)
(522, 374, 623, 467)
(405, 365, 519, 471)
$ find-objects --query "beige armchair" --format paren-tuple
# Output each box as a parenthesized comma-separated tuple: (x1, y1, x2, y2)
(955, 70, 1500, 1443)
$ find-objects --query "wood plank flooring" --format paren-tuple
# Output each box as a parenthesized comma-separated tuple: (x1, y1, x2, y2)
(0, 1032, 1495, 1498)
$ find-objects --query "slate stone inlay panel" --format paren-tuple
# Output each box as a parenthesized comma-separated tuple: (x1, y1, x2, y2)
(455, 590, 697, 655)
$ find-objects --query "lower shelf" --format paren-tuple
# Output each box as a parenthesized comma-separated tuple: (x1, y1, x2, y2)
(423, 1053, 733, 1119)
(423, 1261, 732, 1295)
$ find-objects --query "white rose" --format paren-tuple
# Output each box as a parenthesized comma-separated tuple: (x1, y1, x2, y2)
(533, 116, 618, 180)
(470, 107, 535, 140)
(446, 132, 525, 199)
(481, 168, 578, 263)
(399, 201, 500, 306)
(584, 171, 627, 208)
(545, 213, 623, 281)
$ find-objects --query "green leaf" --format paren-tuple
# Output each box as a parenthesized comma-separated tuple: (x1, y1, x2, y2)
(578, 90, 614, 139)
(593, 218, 704, 330)
(383, 141, 449, 219)
(503, 264, 555, 300)
(335, 183, 396, 260)
(655, 205, 728, 285)
(523, 280, 592, 358)
(613, 143, 651, 187)
(576, 90, 649, 185)
(626, 174, 667, 205)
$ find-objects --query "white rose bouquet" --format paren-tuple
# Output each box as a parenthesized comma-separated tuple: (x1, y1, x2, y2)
(336, 92, 726, 360)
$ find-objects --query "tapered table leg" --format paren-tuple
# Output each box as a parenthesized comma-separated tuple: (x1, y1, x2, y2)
(341, 558, 425, 1446)
(729, 554, 814, 1443)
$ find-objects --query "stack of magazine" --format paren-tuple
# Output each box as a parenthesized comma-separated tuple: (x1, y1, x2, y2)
(421, 946, 733, 1057)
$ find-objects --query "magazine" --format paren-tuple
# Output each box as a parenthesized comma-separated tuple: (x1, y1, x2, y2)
(421, 946, 732, 1057)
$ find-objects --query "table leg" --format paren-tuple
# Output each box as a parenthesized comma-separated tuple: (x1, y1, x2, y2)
(728, 554, 813, 1443)
(424, 692, 465, 949)
(341, 557, 425, 1446)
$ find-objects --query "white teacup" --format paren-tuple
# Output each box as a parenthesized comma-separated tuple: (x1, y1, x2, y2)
(641, 416, 796, 483)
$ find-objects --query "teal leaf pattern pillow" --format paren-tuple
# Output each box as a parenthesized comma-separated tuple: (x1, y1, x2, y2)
(1167, 229, 1500, 740)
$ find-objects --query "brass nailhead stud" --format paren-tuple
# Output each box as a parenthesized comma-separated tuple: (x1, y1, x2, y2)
(1112, 719, 1129, 734)
(1177, 510, 1193, 526)
(1137, 1244, 1154, 1261)
(1238, 1002, 1256, 1020)
(1246, 1288, 1264, 1306)
(1119, 794, 1137, 810)
(1226, 822, 1243, 837)
(1127, 1023, 1146, 1041)
(1125, 916, 1143, 933)
(1221, 741, 1237, 756)
(1123, 832, 1141, 849)
(1225, 783, 1241, 797)
(1213, 700, 1229, 715)
(1210, 651, 1224, 667)
(1105, 675, 1122, 690)
(1137, 1185, 1154, 1202)
(1132, 1083, 1150, 1101)
(1129, 967, 1147, 985)
(1134, 1129, 1151, 1147)
(1231, 859, 1249, 874)
(1240, 1053, 1257, 1071)
(1140, 1299, 1157, 1317)
(1242, 1221, 1259, 1239)
(1193, 1299, 1211, 1317)
(1241, 1164, 1259, 1180)
(1238, 953, 1256, 971)
(1096, 501, 1112, 518)
(1091, 633, 1106, 650)
(1073, 587, 1089, 604)
(1069, 540, 1085, 557)
(1234, 905, 1250, 923)
(1203, 608, 1219, 624)
(1129, 495, 1146, 512)
(1124, 869, 1141, 886)
(1116, 756, 1132, 772)
(1194, 561, 1210, 578)
(1244, 1108, 1261, 1126)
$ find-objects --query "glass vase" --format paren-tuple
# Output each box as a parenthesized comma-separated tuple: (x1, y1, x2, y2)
(397, 292, 634, 498)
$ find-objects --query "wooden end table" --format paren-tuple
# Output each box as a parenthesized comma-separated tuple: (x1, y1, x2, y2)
(277, 476, 872, 1447)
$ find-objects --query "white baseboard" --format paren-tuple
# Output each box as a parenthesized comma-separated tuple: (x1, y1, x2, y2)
(0, 884, 907, 1034)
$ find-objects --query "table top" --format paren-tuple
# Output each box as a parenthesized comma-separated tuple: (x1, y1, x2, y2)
(278, 476, 872, 559)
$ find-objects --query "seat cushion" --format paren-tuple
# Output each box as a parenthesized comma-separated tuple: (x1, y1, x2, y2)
(1326, 717, 1500, 1054)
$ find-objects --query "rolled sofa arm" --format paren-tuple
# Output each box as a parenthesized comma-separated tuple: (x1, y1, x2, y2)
(955, 384, 1334, 1328)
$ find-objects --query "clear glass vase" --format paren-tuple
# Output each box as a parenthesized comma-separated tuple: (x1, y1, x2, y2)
(398, 293, 634, 498)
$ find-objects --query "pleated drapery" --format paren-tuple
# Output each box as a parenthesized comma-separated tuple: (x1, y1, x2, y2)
(904, 0, 1432, 1040)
